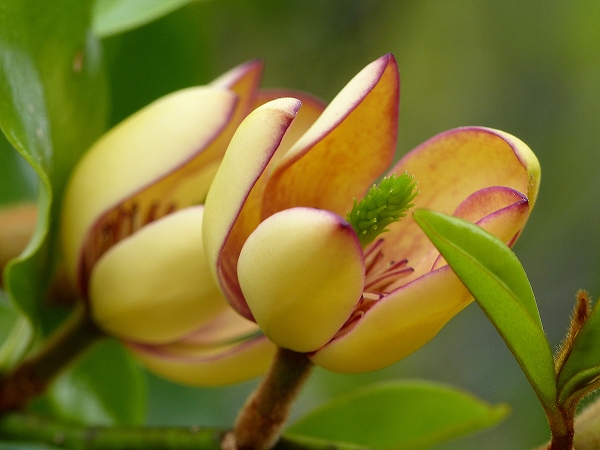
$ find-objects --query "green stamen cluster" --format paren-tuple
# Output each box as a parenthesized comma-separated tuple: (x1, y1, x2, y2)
(347, 172, 418, 247)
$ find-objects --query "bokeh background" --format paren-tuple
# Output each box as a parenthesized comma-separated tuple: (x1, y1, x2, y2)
(4, 1, 600, 448)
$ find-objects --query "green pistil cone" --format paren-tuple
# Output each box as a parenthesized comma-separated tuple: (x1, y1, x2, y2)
(347, 172, 418, 247)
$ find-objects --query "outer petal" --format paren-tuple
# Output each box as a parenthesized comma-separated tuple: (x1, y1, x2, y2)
(61, 88, 238, 293)
(311, 266, 471, 373)
(261, 54, 399, 218)
(379, 127, 540, 273)
(238, 207, 364, 353)
(129, 307, 275, 386)
(203, 98, 302, 320)
(129, 337, 276, 386)
(90, 206, 226, 344)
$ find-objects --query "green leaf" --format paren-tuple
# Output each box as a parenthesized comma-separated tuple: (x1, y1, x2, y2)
(92, 0, 200, 38)
(286, 380, 509, 449)
(0, 134, 37, 205)
(557, 300, 600, 404)
(46, 339, 147, 426)
(413, 209, 557, 412)
(0, 0, 108, 330)
(0, 290, 33, 374)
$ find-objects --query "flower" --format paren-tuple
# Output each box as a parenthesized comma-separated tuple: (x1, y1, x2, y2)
(60, 62, 283, 386)
(202, 54, 541, 373)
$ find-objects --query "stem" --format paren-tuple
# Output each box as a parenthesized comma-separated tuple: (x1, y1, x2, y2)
(548, 406, 575, 450)
(0, 412, 225, 450)
(534, 406, 575, 450)
(230, 347, 314, 450)
(0, 412, 365, 450)
(0, 304, 105, 411)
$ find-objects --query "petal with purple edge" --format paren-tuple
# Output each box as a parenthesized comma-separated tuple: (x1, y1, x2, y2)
(430, 193, 530, 271)
(254, 89, 327, 167)
(261, 54, 400, 219)
(61, 88, 238, 290)
(377, 127, 540, 272)
(311, 266, 471, 373)
(203, 98, 302, 320)
(238, 207, 364, 353)
(128, 334, 276, 386)
(89, 206, 226, 345)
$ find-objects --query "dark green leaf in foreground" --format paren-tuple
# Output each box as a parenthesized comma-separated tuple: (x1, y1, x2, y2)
(0, 134, 37, 206)
(92, 0, 199, 38)
(557, 300, 600, 405)
(413, 209, 557, 412)
(286, 380, 508, 449)
(0, 0, 108, 330)
(46, 339, 147, 426)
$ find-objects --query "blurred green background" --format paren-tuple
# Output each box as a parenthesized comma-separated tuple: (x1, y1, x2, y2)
(5, 0, 600, 448)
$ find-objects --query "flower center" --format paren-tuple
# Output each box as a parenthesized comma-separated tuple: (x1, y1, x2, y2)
(347, 172, 418, 246)
(332, 238, 413, 340)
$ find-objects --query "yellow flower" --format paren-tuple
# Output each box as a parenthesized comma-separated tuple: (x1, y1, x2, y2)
(203, 54, 541, 373)
(61, 62, 280, 386)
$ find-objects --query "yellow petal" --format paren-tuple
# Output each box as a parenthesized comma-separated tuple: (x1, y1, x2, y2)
(209, 60, 265, 148)
(262, 54, 399, 218)
(254, 89, 326, 167)
(379, 127, 540, 275)
(62, 88, 238, 291)
(416, 187, 528, 274)
(90, 206, 227, 344)
(128, 307, 276, 386)
(430, 189, 530, 271)
(203, 98, 301, 320)
(237, 207, 364, 353)
(129, 335, 276, 386)
(311, 266, 471, 373)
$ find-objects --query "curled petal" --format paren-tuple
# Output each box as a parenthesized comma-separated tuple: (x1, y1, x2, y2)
(90, 206, 226, 344)
(379, 127, 540, 271)
(238, 208, 364, 353)
(453, 186, 528, 222)
(254, 89, 326, 166)
(426, 187, 529, 272)
(311, 266, 471, 373)
(62, 88, 238, 291)
(203, 98, 302, 320)
(262, 54, 399, 218)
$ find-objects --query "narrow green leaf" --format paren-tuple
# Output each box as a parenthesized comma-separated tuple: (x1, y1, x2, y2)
(0, 0, 108, 329)
(286, 380, 509, 449)
(413, 209, 557, 412)
(92, 0, 200, 38)
(47, 339, 147, 426)
(557, 300, 600, 404)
